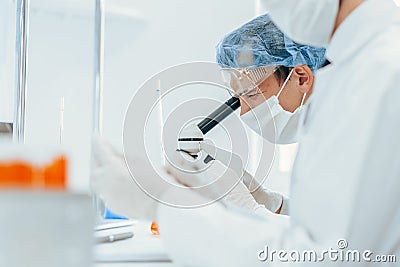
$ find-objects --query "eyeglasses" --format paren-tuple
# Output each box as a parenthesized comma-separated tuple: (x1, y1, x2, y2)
(221, 66, 277, 97)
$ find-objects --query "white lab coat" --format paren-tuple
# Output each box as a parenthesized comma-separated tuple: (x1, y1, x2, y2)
(158, 0, 400, 266)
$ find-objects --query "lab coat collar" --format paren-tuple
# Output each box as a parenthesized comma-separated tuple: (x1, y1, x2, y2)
(326, 0, 400, 64)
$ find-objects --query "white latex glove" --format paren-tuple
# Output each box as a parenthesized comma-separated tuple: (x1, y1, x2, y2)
(165, 152, 265, 212)
(90, 135, 168, 220)
(243, 171, 289, 215)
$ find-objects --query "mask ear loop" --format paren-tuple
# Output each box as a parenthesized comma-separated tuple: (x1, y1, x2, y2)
(276, 68, 295, 99)
(276, 68, 307, 108)
(300, 92, 307, 106)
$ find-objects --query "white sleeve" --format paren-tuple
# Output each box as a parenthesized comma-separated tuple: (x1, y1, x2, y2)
(280, 195, 290, 215)
(158, 189, 319, 267)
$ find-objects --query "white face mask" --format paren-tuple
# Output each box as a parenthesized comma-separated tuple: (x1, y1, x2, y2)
(241, 70, 306, 144)
(262, 0, 340, 47)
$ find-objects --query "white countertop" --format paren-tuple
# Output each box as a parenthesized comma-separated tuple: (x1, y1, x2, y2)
(93, 220, 175, 266)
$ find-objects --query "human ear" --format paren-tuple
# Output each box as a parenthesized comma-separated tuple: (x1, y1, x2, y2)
(293, 65, 314, 94)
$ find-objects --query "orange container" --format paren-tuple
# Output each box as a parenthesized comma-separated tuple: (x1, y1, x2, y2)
(0, 154, 67, 190)
(151, 221, 160, 236)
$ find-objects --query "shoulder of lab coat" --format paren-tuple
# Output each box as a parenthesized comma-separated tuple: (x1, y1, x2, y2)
(290, 0, 400, 257)
(345, 71, 400, 253)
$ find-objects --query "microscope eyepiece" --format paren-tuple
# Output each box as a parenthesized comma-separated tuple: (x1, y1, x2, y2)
(197, 97, 240, 135)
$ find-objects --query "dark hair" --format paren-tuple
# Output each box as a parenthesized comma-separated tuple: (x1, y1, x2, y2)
(274, 66, 293, 85)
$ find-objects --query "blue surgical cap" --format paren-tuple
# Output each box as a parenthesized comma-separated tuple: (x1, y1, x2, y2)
(216, 14, 326, 72)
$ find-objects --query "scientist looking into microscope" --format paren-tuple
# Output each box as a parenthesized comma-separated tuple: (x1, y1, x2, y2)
(212, 14, 326, 214)
(91, 13, 326, 264)
(93, 0, 400, 265)
(165, 13, 326, 215)
(91, 13, 326, 218)
(164, 0, 400, 265)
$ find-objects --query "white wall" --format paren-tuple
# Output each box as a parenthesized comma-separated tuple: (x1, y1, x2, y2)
(101, 0, 256, 149)
(0, 0, 15, 123)
(1, 0, 293, 194)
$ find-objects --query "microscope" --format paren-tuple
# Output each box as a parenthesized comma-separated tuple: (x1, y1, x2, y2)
(177, 97, 245, 176)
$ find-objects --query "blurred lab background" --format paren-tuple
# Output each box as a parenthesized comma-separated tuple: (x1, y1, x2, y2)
(0, 0, 295, 195)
